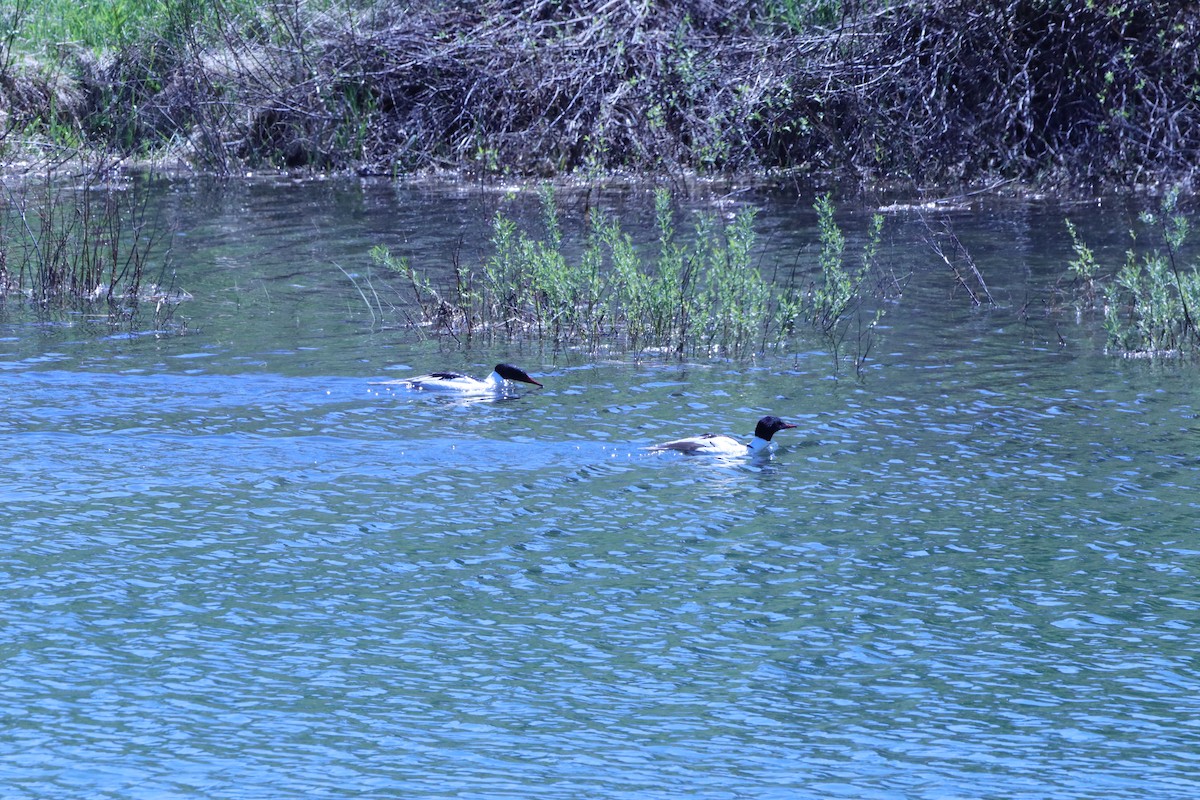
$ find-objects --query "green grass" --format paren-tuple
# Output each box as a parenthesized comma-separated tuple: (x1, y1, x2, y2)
(6, 0, 263, 54)
(765, 0, 843, 32)
(10, 0, 172, 51)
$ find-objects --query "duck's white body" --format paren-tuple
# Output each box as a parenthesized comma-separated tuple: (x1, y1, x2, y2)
(647, 433, 770, 455)
(646, 416, 797, 456)
(403, 370, 506, 394)
(392, 363, 542, 395)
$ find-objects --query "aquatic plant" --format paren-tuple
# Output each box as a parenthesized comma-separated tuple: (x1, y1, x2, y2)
(376, 186, 779, 357)
(0, 167, 187, 328)
(1064, 217, 1101, 310)
(484, 184, 606, 343)
(374, 187, 894, 370)
(799, 193, 894, 376)
(1065, 188, 1200, 358)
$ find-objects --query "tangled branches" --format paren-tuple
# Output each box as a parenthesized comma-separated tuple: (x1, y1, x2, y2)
(247, 0, 835, 176)
(838, 0, 1200, 186)
(6, 0, 1200, 188)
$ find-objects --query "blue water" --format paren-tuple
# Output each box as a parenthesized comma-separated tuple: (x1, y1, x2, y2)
(1, 180, 1199, 799)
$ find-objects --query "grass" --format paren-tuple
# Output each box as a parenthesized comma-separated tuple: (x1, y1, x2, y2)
(371, 187, 894, 370)
(6, 0, 259, 52)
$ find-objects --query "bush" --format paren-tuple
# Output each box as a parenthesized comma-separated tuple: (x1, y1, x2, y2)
(0, 167, 188, 328)
(373, 187, 896, 371)
(1066, 188, 1200, 357)
(9, 0, 1200, 185)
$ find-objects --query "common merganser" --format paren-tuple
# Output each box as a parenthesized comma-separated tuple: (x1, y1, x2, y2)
(394, 363, 543, 394)
(646, 415, 797, 455)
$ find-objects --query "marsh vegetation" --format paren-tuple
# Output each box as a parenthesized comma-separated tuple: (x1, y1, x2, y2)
(0, 165, 188, 328)
(1064, 188, 1200, 358)
(371, 187, 897, 372)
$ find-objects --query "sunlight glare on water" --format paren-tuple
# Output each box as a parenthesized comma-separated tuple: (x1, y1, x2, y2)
(1, 180, 1199, 799)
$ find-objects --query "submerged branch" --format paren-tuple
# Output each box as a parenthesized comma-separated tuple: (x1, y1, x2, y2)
(922, 215, 995, 306)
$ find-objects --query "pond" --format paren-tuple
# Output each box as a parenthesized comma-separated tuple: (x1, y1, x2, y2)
(1, 178, 1198, 799)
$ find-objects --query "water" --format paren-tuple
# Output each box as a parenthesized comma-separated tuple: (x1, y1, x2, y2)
(2, 179, 1199, 799)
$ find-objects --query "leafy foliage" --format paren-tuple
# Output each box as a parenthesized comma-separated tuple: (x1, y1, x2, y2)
(374, 188, 894, 372)
(1066, 188, 1200, 357)
(376, 186, 777, 357)
(803, 193, 890, 375)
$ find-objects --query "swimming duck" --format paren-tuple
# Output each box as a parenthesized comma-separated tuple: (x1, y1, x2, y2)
(396, 363, 543, 394)
(646, 415, 797, 455)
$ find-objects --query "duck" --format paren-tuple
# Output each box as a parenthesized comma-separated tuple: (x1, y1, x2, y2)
(392, 363, 543, 394)
(646, 415, 797, 456)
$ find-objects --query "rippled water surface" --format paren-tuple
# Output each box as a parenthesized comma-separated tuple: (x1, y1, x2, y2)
(2, 180, 1199, 799)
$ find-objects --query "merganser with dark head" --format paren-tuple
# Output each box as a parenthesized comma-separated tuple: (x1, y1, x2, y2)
(646, 415, 797, 456)
(398, 363, 543, 394)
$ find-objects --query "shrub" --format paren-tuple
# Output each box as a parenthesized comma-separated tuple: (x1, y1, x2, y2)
(801, 193, 890, 375)
(0, 168, 187, 328)
(374, 187, 895, 371)
(1065, 188, 1200, 357)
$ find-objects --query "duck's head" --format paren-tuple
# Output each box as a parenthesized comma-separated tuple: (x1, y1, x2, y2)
(754, 415, 797, 441)
(495, 363, 543, 387)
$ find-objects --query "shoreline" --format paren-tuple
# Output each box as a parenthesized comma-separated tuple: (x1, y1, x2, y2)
(3, 1, 1199, 195)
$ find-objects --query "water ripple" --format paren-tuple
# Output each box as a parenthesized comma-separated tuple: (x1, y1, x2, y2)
(3, 356, 1200, 796)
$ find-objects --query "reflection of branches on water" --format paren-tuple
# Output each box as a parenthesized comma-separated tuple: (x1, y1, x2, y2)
(920, 214, 995, 306)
